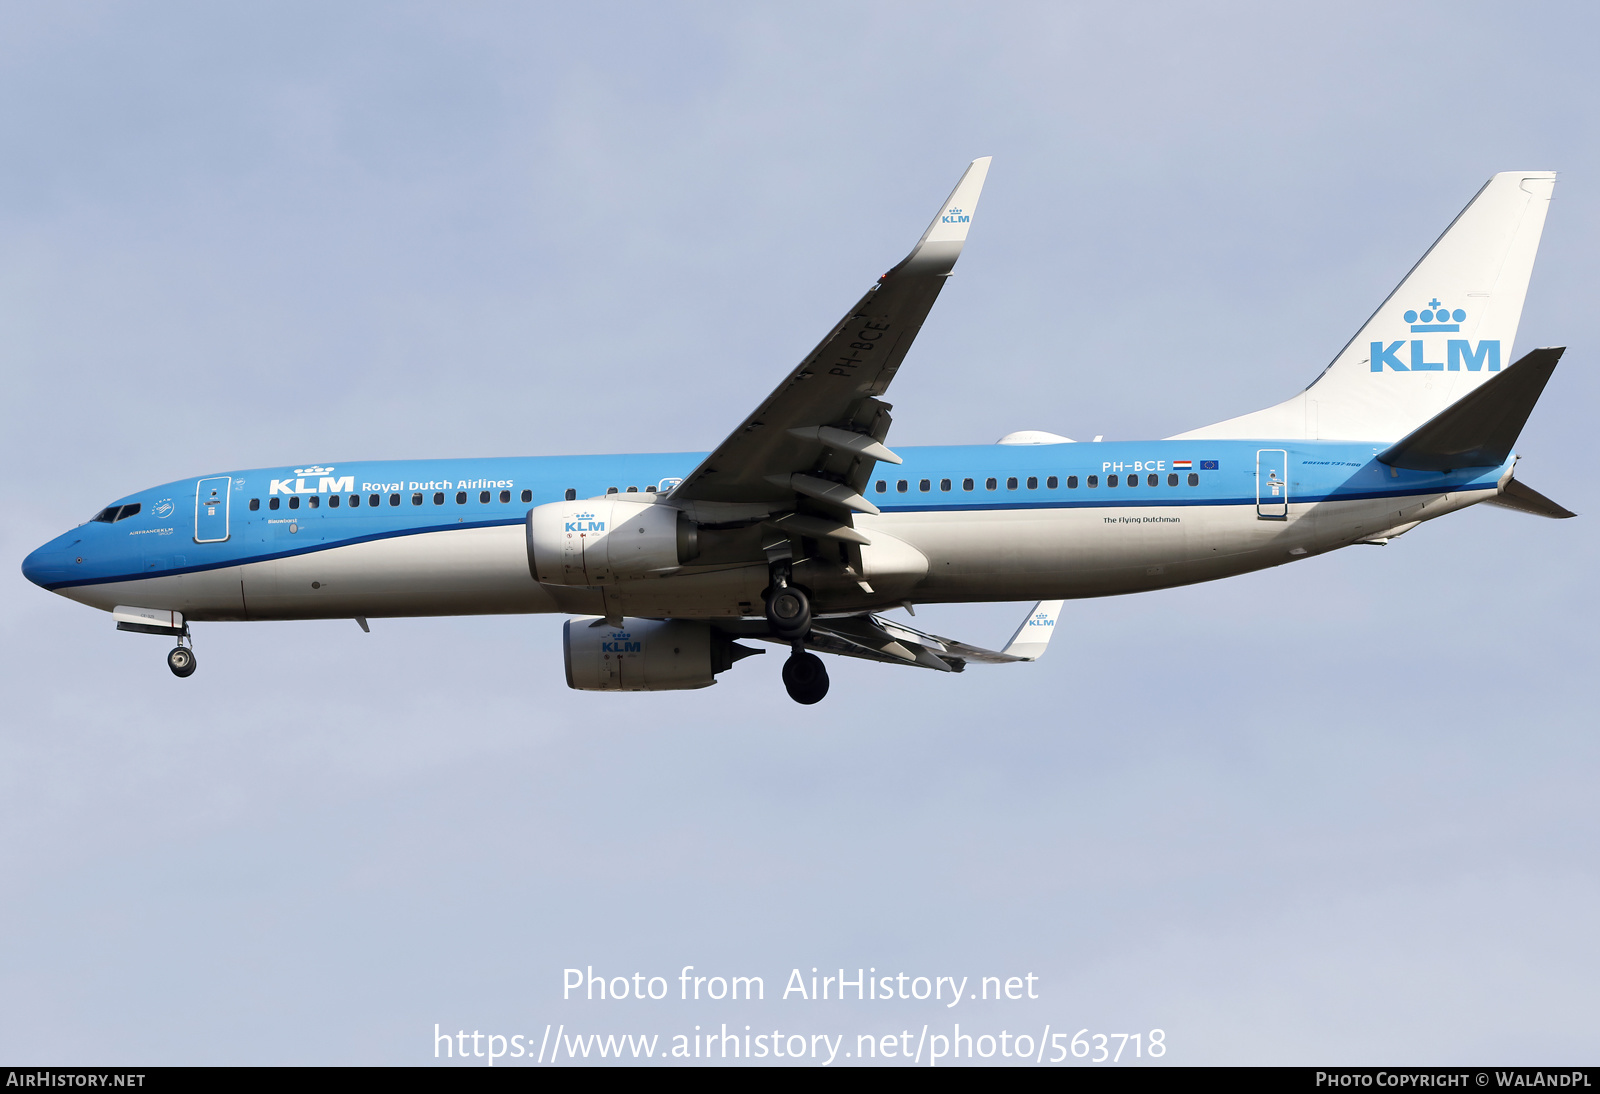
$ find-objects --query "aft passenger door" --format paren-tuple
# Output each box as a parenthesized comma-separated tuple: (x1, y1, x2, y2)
(1256, 450, 1288, 520)
(194, 476, 232, 542)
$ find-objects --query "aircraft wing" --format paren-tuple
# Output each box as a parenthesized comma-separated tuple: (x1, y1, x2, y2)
(719, 600, 1064, 672)
(669, 158, 992, 511)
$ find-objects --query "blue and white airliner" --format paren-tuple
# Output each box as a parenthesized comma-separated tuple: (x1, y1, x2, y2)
(21, 160, 1573, 703)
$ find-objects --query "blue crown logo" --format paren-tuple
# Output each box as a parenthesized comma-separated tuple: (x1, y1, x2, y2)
(572, 512, 595, 520)
(1403, 298, 1465, 333)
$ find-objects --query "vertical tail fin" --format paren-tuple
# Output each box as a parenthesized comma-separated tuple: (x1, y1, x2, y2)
(1175, 172, 1556, 442)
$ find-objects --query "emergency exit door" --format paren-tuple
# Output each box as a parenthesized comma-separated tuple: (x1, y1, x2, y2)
(194, 476, 232, 542)
(1256, 450, 1288, 520)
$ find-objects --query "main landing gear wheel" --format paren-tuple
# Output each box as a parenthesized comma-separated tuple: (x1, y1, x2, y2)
(782, 648, 829, 705)
(766, 585, 811, 640)
(167, 646, 197, 678)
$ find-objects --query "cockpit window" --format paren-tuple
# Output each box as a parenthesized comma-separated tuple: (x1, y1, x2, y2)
(91, 503, 141, 523)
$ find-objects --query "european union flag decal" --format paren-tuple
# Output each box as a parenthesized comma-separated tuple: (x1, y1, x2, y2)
(1200, 460, 1219, 470)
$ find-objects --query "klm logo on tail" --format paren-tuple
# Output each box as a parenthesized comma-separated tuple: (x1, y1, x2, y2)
(1372, 298, 1500, 373)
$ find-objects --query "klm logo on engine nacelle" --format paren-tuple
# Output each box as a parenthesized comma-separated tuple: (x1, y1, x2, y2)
(1371, 297, 1500, 372)
(566, 511, 605, 533)
(602, 631, 640, 654)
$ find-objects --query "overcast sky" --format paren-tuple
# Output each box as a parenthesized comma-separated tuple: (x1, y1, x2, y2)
(2, 1, 1597, 1066)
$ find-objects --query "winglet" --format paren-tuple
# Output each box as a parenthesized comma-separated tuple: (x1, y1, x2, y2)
(1000, 600, 1064, 661)
(894, 157, 992, 277)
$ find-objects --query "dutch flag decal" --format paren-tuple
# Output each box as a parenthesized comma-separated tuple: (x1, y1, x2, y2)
(1173, 460, 1192, 470)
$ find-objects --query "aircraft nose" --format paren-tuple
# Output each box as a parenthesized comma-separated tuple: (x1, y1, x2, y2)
(21, 537, 76, 590)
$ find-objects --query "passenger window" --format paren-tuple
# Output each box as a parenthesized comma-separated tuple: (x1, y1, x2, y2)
(1167, 473, 1178, 487)
(1007, 477, 1018, 490)
(986, 477, 997, 490)
(434, 492, 444, 505)
(1148, 473, 1158, 487)
(1026, 476, 1037, 489)
(625, 485, 638, 493)
(412, 493, 423, 505)
(349, 494, 360, 507)
(455, 491, 467, 504)
(940, 478, 951, 491)
(389, 493, 400, 506)
(369, 494, 380, 507)
(1087, 475, 1098, 488)
(564, 488, 576, 501)
(963, 478, 974, 491)
(896, 480, 908, 492)
(328, 495, 340, 508)
(479, 491, 490, 503)
(919, 479, 930, 492)
(876, 481, 886, 493)
(522, 490, 533, 502)
(289, 496, 300, 509)
(269, 497, 280, 510)
(1046, 476, 1057, 489)
(500, 490, 510, 503)
(1107, 475, 1118, 487)
(1067, 476, 1078, 489)
(308, 495, 320, 508)
(249, 498, 260, 511)
(645, 486, 656, 493)
(606, 487, 618, 495)
(1126, 475, 1137, 488)
(1188, 472, 1199, 486)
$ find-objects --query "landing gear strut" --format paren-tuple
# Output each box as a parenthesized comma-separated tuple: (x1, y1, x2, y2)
(167, 643, 197, 678)
(782, 644, 829, 705)
(764, 562, 811, 641)
(767, 560, 826, 703)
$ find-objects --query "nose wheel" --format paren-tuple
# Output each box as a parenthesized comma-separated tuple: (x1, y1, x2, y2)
(782, 646, 829, 705)
(167, 644, 197, 678)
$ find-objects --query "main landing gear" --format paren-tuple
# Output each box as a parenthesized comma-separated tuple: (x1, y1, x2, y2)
(782, 643, 829, 705)
(167, 640, 197, 678)
(767, 561, 827, 704)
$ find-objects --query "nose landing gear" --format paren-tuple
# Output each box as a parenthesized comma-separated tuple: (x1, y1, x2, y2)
(167, 641, 196, 678)
(782, 644, 829, 705)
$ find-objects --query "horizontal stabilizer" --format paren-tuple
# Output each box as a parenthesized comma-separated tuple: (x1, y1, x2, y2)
(1378, 347, 1563, 471)
(1483, 477, 1576, 519)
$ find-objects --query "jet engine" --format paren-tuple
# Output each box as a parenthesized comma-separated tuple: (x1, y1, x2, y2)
(563, 617, 761, 691)
(527, 498, 699, 586)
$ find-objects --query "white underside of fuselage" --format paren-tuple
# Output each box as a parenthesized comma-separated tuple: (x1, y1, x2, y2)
(56, 489, 1486, 622)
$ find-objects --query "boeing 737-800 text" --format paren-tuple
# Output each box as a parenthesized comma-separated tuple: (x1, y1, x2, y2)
(22, 160, 1572, 703)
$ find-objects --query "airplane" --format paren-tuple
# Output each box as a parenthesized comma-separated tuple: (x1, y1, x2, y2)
(21, 160, 1574, 704)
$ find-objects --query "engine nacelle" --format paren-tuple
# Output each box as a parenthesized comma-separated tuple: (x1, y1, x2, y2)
(563, 617, 758, 692)
(527, 498, 698, 586)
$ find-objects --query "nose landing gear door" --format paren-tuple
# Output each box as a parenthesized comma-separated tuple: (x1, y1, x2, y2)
(195, 476, 232, 543)
(1256, 449, 1289, 520)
